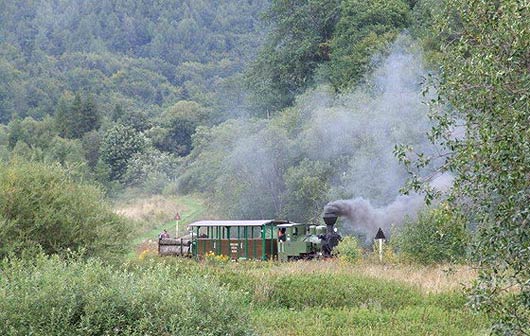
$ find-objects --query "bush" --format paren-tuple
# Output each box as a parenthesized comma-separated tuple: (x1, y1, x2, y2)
(0, 161, 129, 260)
(333, 235, 362, 264)
(252, 304, 486, 336)
(0, 254, 253, 336)
(263, 273, 421, 310)
(393, 204, 470, 264)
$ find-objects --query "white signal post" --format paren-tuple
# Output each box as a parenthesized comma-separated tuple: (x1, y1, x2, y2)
(375, 227, 386, 263)
(378, 239, 383, 262)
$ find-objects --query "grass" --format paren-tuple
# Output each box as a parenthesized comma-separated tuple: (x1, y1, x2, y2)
(251, 306, 486, 336)
(131, 257, 488, 335)
(0, 249, 489, 335)
(107, 194, 488, 335)
(113, 194, 209, 257)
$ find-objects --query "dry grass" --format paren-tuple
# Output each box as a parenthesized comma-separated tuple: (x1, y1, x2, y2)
(350, 262, 476, 293)
(114, 195, 184, 223)
(114, 194, 212, 257)
(246, 260, 476, 294)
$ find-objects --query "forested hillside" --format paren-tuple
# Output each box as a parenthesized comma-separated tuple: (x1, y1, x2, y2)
(0, 0, 269, 192)
(0, 0, 268, 122)
(0, 0, 425, 203)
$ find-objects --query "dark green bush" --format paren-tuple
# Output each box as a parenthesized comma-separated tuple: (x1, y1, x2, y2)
(333, 235, 362, 263)
(393, 204, 470, 264)
(0, 254, 253, 336)
(0, 161, 129, 260)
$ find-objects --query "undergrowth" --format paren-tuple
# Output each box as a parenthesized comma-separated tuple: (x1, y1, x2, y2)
(0, 254, 488, 335)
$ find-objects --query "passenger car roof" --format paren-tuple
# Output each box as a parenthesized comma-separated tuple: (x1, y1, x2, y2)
(188, 220, 289, 227)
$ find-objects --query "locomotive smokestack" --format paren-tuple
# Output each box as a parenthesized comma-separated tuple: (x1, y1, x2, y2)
(321, 208, 341, 256)
(323, 210, 338, 233)
(323, 213, 338, 226)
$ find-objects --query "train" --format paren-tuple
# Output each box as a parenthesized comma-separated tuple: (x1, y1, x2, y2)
(158, 211, 342, 261)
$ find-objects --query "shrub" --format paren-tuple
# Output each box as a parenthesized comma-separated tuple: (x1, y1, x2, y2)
(393, 204, 470, 265)
(0, 161, 129, 260)
(0, 254, 253, 336)
(204, 251, 230, 265)
(333, 235, 362, 264)
(263, 273, 421, 310)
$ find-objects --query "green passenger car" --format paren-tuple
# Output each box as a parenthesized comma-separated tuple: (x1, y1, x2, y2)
(187, 219, 289, 260)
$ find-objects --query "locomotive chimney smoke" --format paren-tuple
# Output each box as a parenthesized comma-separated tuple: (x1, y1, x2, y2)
(324, 195, 424, 242)
(204, 34, 442, 222)
(325, 173, 453, 241)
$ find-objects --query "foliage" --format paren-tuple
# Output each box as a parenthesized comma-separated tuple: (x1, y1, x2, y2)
(0, 254, 252, 336)
(247, 0, 415, 113)
(393, 204, 469, 264)
(329, 0, 411, 90)
(115, 108, 151, 132)
(0, 161, 129, 260)
(152, 100, 208, 156)
(183, 45, 431, 220)
(281, 159, 333, 222)
(7, 117, 57, 150)
(179, 119, 294, 219)
(0, 0, 268, 122)
(100, 124, 146, 181)
(121, 148, 180, 193)
(4, 117, 91, 176)
(397, 0, 529, 333)
(333, 235, 362, 263)
(246, 0, 341, 114)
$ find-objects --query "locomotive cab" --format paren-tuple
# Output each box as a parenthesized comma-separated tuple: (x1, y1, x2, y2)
(277, 223, 316, 261)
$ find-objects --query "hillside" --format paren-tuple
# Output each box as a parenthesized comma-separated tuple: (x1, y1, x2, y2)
(0, 0, 268, 122)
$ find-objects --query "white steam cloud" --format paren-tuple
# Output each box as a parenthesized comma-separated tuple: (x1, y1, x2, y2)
(205, 34, 447, 231)
(313, 34, 444, 240)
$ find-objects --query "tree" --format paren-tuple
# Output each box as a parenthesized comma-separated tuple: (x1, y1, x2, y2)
(281, 159, 333, 223)
(394, 204, 469, 264)
(329, 0, 411, 90)
(54, 94, 73, 139)
(7, 117, 57, 150)
(78, 94, 100, 135)
(67, 93, 83, 139)
(100, 124, 146, 182)
(246, 0, 341, 115)
(398, 0, 530, 333)
(153, 100, 207, 156)
(0, 161, 129, 260)
(56, 93, 100, 139)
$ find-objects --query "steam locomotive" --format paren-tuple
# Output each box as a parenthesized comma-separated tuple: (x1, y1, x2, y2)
(158, 211, 342, 261)
(276, 211, 341, 261)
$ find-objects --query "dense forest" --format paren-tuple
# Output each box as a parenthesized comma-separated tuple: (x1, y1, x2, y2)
(0, 0, 528, 334)
(0, 0, 428, 219)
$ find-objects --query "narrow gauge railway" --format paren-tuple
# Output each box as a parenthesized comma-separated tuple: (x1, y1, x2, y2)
(158, 212, 342, 261)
